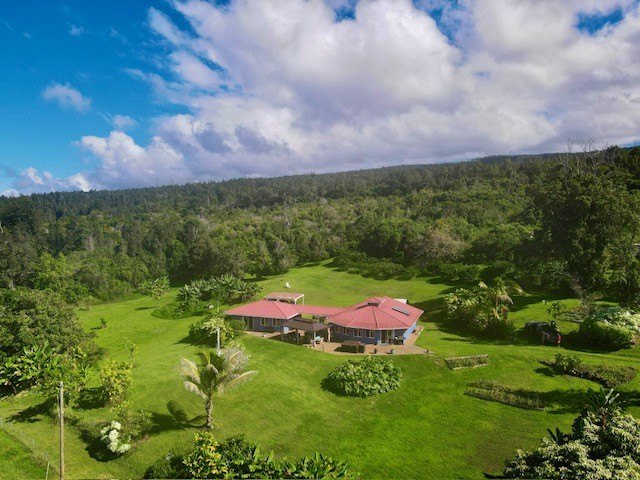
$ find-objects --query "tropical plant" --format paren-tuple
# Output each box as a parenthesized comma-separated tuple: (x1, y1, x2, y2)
(444, 279, 523, 337)
(139, 276, 170, 302)
(144, 433, 358, 479)
(326, 356, 402, 397)
(500, 388, 640, 479)
(179, 347, 257, 429)
(187, 316, 245, 346)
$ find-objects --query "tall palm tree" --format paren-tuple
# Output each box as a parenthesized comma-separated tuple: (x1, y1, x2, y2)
(180, 347, 257, 429)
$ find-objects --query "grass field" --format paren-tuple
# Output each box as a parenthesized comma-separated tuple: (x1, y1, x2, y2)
(2, 261, 640, 479)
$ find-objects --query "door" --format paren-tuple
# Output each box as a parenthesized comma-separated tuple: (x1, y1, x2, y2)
(381, 330, 389, 344)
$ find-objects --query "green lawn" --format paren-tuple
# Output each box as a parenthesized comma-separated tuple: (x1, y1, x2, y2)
(2, 261, 640, 479)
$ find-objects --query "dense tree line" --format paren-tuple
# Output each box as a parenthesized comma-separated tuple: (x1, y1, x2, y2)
(1, 147, 639, 306)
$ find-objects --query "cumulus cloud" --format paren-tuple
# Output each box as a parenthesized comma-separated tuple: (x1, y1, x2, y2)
(2, 167, 92, 195)
(42, 82, 91, 113)
(14, 0, 640, 193)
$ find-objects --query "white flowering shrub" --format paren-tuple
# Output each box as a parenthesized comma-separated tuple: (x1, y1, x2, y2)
(100, 421, 131, 455)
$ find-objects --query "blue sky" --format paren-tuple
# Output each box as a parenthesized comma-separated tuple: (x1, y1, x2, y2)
(1, 1, 638, 195)
(0, 1, 187, 192)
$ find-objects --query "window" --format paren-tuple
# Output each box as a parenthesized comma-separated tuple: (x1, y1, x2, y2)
(356, 329, 363, 337)
(272, 319, 282, 327)
(260, 318, 269, 327)
(347, 328, 354, 336)
(366, 329, 374, 338)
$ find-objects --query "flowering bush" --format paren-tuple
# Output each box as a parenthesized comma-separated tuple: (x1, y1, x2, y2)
(578, 307, 640, 350)
(100, 421, 131, 455)
(325, 356, 402, 397)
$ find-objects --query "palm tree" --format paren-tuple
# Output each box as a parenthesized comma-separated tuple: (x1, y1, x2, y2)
(478, 278, 524, 321)
(180, 347, 257, 429)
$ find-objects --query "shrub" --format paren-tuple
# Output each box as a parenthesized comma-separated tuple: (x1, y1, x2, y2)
(592, 306, 640, 332)
(325, 356, 402, 397)
(100, 421, 131, 455)
(465, 381, 543, 410)
(445, 355, 489, 370)
(145, 433, 358, 479)
(113, 401, 153, 440)
(500, 391, 640, 479)
(444, 279, 522, 338)
(99, 360, 132, 405)
(541, 353, 637, 388)
(187, 316, 245, 346)
(183, 432, 228, 478)
(578, 308, 636, 350)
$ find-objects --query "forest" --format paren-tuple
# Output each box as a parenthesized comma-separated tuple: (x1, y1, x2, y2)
(2, 146, 640, 306)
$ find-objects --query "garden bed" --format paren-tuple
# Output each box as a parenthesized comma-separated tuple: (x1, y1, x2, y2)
(539, 353, 637, 388)
(465, 381, 544, 410)
(445, 355, 489, 370)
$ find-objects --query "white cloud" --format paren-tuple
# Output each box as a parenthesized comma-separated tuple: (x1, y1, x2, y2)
(69, 24, 85, 36)
(1, 189, 20, 198)
(77, 131, 188, 189)
(42, 82, 91, 113)
(14, 0, 640, 193)
(4, 167, 92, 195)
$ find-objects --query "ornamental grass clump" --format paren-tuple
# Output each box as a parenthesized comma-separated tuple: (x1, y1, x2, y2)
(325, 356, 402, 397)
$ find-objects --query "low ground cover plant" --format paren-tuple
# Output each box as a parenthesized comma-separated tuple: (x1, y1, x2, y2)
(445, 355, 489, 370)
(144, 433, 358, 479)
(540, 353, 637, 388)
(465, 381, 544, 410)
(325, 356, 402, 397)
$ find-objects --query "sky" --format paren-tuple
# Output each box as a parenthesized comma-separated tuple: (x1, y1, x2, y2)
(1, 0, 639, 196)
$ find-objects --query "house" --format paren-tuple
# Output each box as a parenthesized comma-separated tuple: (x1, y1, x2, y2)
(225, 293, 423, 345)
(329, 297, 422, 345)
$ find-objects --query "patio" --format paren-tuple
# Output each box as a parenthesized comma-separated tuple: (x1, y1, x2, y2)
(247, 325, 431, 356)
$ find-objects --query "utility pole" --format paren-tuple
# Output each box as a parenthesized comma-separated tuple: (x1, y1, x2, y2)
(216, 327, 221, 355)
(58, 381, 64, 480)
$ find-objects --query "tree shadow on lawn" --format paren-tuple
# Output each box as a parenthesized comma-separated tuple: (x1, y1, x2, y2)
(148, 400, 205, 435)
(7, 398, 55, 423)
(76, 387, 107, 410)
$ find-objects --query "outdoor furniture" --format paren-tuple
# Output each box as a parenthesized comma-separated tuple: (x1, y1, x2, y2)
(341, 340, 365, 353)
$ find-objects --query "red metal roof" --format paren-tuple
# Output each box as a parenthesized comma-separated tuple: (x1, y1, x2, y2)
(226, 296, 423, 330)
(295, 305, 345, 317)
(328, 297, 423, 330)
(225, 300, 299, 320)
